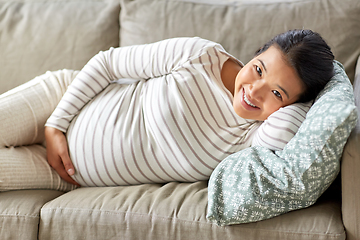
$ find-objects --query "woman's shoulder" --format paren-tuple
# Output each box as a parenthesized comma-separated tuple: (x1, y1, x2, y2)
(169, 36, 219, 45)
(183, 37, 244, 67)
(161, 37, 224, 54)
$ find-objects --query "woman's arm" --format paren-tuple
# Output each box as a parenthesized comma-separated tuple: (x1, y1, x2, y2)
(251, 102, 312, 151)
(45, 37, 217, 183)
(45, 37, 212, 132)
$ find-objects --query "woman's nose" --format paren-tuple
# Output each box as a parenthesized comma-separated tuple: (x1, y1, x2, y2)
(249, 80, 265, 101)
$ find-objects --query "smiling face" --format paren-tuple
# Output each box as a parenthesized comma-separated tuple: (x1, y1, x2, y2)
(233, 46, 305, 121)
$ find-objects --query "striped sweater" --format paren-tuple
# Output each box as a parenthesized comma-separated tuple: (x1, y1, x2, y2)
(46, 37, 308, 186)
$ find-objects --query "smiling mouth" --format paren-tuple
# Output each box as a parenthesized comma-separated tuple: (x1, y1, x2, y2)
(243, 90, 259, 108)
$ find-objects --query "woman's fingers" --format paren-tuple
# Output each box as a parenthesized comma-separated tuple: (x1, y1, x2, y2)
(58, 148, 80, 185)
(45, 126, 80, 186)
(51, 155, 80, 186)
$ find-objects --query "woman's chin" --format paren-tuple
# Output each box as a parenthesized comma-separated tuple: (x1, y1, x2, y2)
(233, 101, 263, 120)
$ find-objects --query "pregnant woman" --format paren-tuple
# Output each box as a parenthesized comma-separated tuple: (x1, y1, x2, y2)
(45, 29, 334, 187)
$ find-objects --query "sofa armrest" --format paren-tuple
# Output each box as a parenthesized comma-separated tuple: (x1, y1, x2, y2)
(341, 63, 360, 240)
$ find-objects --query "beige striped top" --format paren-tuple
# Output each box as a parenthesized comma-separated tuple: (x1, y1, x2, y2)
(45, 37, 305, 186)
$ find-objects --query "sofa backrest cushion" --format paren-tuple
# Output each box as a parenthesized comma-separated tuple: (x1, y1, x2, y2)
(119, 0, 360, 82)
(0, 0, 120, 94)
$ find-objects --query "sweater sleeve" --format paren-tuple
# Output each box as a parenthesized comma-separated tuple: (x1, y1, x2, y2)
(251, 102, 312, 151)
(45, 37, 215, 132)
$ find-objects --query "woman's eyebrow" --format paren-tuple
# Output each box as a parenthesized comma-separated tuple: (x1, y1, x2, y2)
(258, 59, 267, 73)
(277, 85, 290, 99)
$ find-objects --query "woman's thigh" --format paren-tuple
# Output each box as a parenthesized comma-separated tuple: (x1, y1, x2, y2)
(0, 70, 78, 148)
(0, 70, 78, 191)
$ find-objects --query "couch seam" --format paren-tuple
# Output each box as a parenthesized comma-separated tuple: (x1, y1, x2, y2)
(167, 0, 317, 7)
(0, 214, 38, 219)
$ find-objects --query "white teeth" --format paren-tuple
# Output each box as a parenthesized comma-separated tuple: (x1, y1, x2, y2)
(244, 93, 257, 108)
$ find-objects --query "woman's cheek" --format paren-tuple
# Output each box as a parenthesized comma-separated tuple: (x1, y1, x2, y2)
(266, 103, 282, 118)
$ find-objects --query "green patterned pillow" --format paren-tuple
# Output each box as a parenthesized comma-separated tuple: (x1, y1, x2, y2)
(207, 61, 358, 226)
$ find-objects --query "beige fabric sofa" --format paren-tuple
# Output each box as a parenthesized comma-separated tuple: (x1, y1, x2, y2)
(1, 0, 360, 239)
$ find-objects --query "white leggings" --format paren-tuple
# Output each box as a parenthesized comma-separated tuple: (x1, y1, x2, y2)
(0, 70, 78, 191)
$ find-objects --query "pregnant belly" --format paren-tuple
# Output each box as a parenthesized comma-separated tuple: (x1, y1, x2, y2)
(66, 81, 238, 187)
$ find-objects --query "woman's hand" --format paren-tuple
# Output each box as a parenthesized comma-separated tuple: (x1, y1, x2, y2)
(45, 126, 80, 186)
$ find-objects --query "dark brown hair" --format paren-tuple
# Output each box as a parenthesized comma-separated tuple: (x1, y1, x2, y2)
(256, 29, 335, 102)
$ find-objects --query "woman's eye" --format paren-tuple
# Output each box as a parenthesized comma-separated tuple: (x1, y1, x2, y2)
(272, 90, 282, 100)
(256, 66, 262, 77)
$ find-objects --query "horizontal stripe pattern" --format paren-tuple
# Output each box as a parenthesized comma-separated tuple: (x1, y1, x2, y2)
(252, 102, 312, 151)
(46, 37, 264, 186)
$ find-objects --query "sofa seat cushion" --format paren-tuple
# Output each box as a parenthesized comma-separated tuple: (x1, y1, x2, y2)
(0, 190, 64, 240)
(39, 182, 345, 240)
